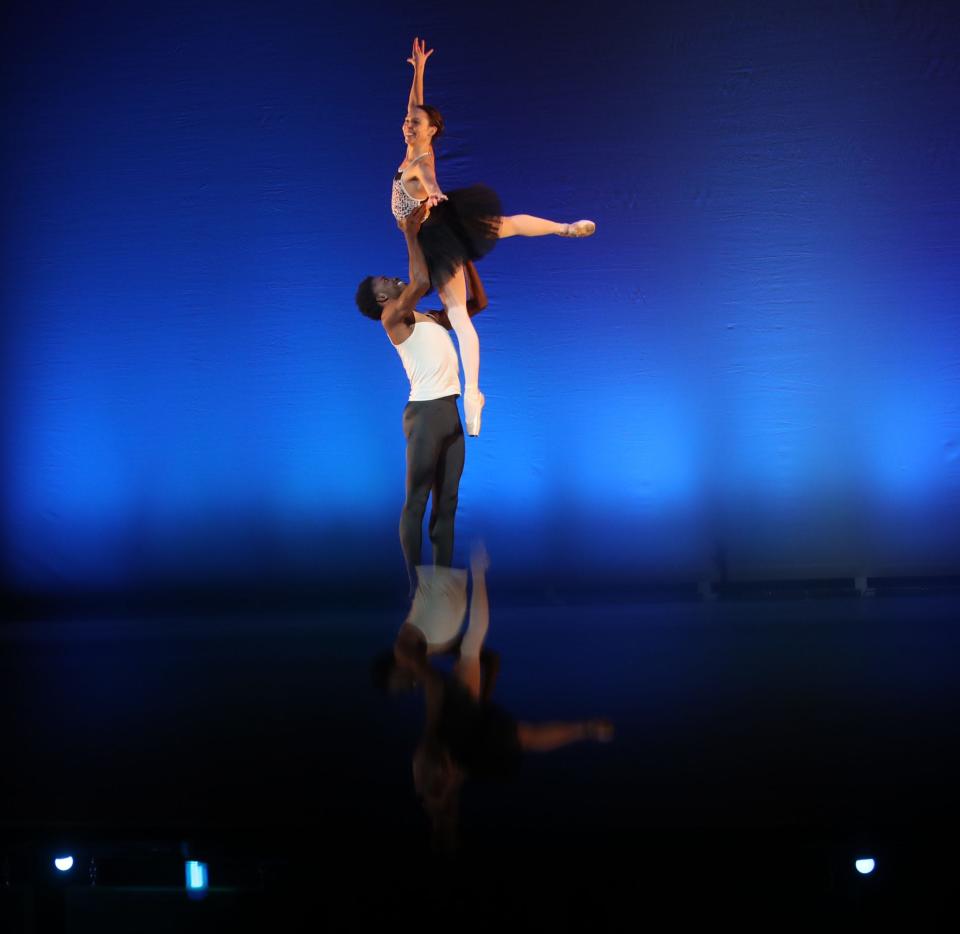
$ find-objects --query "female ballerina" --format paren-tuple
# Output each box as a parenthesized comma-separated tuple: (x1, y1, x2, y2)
(393, 37, 596, 437)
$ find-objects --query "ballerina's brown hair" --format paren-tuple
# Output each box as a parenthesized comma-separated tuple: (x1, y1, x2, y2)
(416, 104, 444, 141)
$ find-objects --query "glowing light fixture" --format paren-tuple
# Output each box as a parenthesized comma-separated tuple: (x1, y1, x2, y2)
(54, 856, 74, 872)
(185, 860, 208, 891)
(855, 858, 876, 875)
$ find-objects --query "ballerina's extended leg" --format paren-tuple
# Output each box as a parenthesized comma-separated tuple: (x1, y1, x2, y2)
(498, 215, 596, 238)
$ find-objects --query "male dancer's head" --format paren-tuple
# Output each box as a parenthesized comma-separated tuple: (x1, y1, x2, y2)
(354, 276, 408, 320)
(354, 206, 432, 332)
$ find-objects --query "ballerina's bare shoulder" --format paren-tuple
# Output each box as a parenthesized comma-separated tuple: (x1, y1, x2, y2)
(397, 156, 434, 201)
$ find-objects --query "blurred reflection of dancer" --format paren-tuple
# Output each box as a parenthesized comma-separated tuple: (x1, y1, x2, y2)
(373, 544, 614, 853)
(355, 206, 487, 596)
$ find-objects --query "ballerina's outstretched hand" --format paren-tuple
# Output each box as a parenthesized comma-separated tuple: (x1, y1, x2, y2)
(407, 36, 434, 71)
(407, 38, 432, 114)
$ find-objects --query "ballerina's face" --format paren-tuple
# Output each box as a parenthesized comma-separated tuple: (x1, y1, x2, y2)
(402, 109, 435, 148)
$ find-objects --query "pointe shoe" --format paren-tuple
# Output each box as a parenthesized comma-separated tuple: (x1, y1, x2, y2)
(464, 387, 485, 437)
(560, 219, 596, 238)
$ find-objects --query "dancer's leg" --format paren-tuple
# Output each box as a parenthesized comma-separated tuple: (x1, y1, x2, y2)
(499, 215, 566, 238)
(438, 269, 478, 388)
(460, 545, 489, 659)
(516, 720, 614, 752)
(400, 401, 444, 595)
(455, 546, 490, 700)
(438, 269, 485, 436)
(428, 401, 465, 567)
(499, 215, 596, 238)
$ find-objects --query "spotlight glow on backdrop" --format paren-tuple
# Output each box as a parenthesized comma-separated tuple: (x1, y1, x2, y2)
(3, 0, 959, 596)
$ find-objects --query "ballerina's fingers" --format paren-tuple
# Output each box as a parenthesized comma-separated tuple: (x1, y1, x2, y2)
(412, 37, 434, 65)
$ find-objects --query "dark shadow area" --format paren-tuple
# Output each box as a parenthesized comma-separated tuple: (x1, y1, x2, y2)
(2, 592, 959, 926)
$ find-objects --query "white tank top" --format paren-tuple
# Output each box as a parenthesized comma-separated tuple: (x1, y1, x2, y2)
(406, 565, 468, 651)
(394, 319, 461, 402)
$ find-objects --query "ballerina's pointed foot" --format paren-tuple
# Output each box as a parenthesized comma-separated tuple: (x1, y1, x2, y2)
(560, 219, 596, 238)
(464, 387, 485, 437)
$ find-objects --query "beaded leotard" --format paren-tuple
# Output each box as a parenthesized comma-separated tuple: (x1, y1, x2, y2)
(391, 153, 430, 220)
(390, 153, 502, 292)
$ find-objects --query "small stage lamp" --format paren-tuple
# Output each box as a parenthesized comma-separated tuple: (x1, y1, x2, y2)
(185, 860, 208, 894)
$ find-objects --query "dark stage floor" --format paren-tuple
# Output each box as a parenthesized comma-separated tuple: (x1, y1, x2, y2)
(2, 593, 959, 929)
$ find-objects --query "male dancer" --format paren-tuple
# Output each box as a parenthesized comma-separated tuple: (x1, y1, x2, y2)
(355, 206, 487, 595)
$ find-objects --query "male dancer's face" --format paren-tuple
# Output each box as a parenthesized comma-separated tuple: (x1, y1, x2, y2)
(371, 276, 405, 304)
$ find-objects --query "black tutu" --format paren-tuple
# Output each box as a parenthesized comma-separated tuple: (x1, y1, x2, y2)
(437, 677, 522, 781)
(418, 184, 502, 292)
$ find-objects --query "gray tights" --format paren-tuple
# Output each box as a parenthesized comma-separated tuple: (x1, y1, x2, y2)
(400, 395, 465, 594)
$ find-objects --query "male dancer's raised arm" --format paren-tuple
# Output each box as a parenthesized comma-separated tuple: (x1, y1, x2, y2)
(380, 206, 431, 342)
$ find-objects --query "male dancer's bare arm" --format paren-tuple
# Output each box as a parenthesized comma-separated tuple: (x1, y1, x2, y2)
(394, 626, 447, 726)
(382, 208, 431, 330)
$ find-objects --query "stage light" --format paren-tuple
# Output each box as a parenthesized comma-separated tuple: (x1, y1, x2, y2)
(855, 858, 876, 875)
(54, 856, 74, 872)
(185, 860, 208, 891)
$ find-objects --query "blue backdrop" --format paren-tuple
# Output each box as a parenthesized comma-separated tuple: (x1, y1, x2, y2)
(3, 0, 959, 594)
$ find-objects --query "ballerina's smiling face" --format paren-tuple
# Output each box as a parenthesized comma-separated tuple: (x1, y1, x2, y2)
(402, 108, 437, 148)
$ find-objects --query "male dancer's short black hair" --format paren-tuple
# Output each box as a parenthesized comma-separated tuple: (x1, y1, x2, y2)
(355, 276, 382, 319)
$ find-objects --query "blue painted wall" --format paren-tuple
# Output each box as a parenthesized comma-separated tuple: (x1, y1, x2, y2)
(3, 0, 959, 593)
